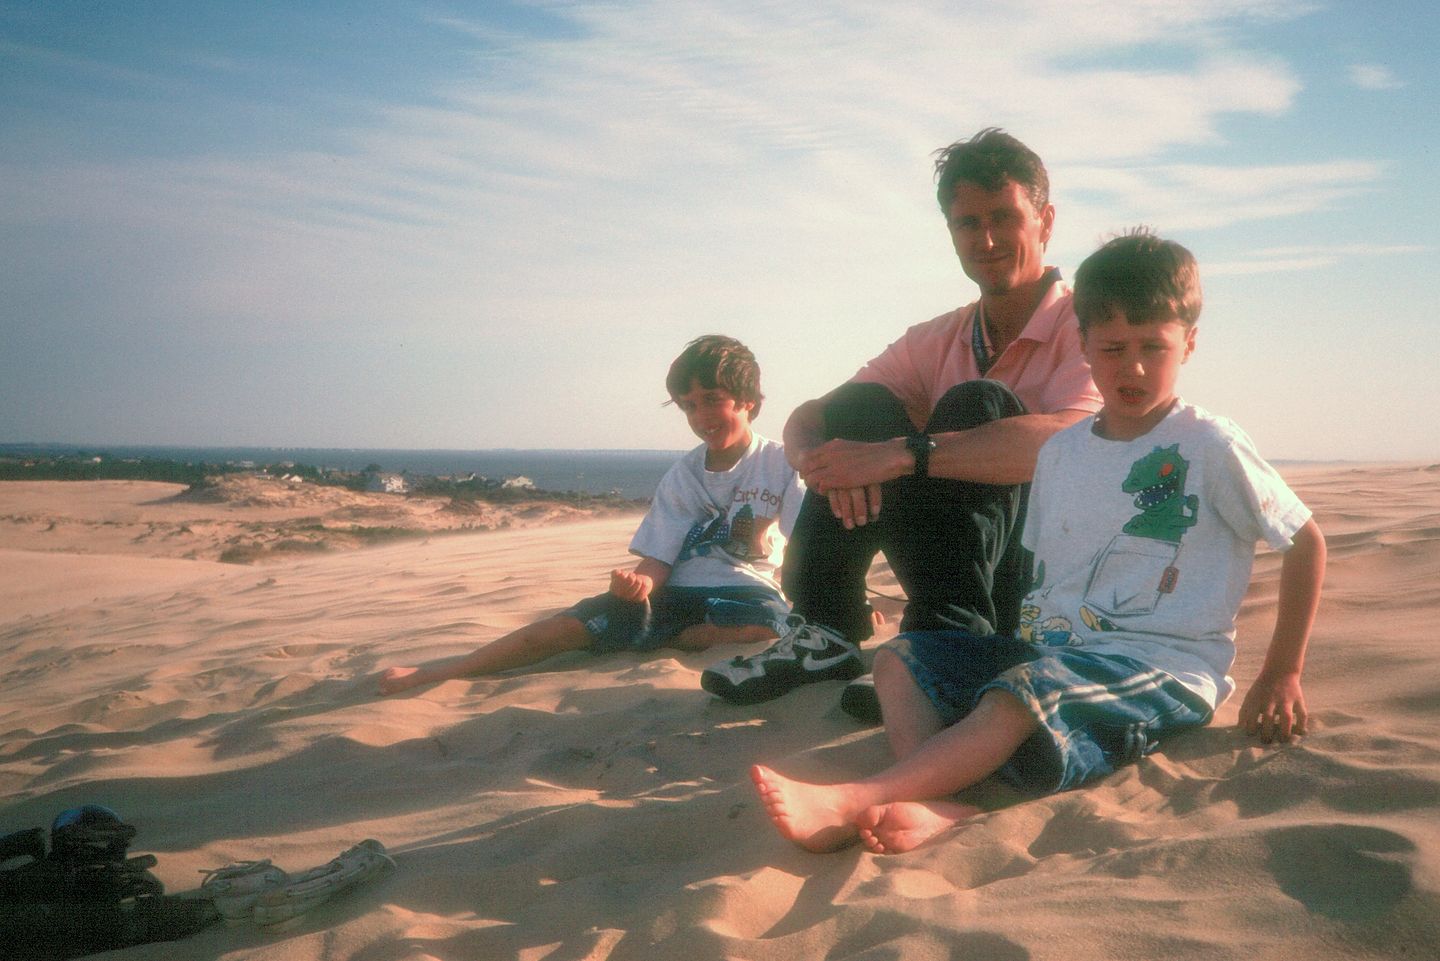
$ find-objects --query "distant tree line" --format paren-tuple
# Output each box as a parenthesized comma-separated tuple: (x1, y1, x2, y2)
(0, 452, 225, 486)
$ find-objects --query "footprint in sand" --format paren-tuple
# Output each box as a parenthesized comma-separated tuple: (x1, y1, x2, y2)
(1263, 823, 1414, 921)
(828, 915, 1029, 961)
(261, 642, 339, 659)
(687, 867, 805, 940)
(849, 866, 959, 901)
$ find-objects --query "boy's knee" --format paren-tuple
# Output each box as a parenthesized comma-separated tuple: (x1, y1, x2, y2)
(872, 645, 911, 687)
(976, 686, 1042, 737)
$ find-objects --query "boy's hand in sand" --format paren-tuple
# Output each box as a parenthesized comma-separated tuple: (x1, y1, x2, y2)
(1237, 670, 1307, 743)
(609, 569, 654, 603)
(1239, 520, 1323, 744)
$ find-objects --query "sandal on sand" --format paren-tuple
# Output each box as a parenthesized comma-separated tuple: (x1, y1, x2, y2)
(202, 840, 394, 928)
(198, 859, 288, 923)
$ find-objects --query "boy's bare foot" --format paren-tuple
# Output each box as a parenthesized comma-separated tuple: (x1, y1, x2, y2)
(750, 764, 866, 852)
(855, 800, 981, 854)
(377, 666, 424, 695)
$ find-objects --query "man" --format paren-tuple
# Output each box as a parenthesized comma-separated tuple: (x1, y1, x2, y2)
(700, 128, 1102, 717)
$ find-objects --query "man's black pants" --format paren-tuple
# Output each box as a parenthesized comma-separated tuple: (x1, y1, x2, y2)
(781, 380, 1032, 644)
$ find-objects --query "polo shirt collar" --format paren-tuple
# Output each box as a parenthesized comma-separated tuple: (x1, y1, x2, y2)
(1012, 267, 1069, 346)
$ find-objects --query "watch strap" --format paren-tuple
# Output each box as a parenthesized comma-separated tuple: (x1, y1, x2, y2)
(906, 434, 936, 478)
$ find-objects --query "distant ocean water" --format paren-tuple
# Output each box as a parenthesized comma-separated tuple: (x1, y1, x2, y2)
(2, 444, 685, 500)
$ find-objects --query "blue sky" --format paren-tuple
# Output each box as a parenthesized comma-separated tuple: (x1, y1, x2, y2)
(2, 0, 1435, 460)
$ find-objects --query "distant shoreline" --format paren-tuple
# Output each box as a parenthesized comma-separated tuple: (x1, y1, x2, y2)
(0, 443, 681, 501)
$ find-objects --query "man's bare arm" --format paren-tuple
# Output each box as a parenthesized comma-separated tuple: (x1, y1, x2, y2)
(801, 409, 1089, 496)
(928, 409, 1090, 485)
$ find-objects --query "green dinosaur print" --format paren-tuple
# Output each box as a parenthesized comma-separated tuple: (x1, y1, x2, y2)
(1121, 444, 1198, 543)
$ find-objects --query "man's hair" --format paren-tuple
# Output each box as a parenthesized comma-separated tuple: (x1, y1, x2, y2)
(1073, 228, 1203, 333)
(933, 127, 1050, 214)
(665, 334, 764, 419)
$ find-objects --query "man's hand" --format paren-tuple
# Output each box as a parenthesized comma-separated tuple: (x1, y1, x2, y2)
(794, 438, 909, 528)
(826, 486, 883, 530)
(609, 569, 654, 603)
(797, 438, 907, 490)
(1237, 670, 1308, 744)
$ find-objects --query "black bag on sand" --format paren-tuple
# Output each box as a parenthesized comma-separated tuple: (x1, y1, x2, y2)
(0, 806, 219, 960)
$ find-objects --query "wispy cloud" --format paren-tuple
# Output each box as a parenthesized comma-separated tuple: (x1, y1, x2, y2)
(0, 2, 1364, 348)
(0, 36, 163, 87)
(1064, 159, 1383, 237)
(10, 2, 1336, 286)
(2, 0, 1424, 450)
(1348, 63, 1405, 90)
(1206, 242, 1432, 276)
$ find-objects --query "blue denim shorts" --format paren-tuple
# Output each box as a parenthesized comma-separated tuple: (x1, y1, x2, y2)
(564, 585, 789, 654)
(888, 630, 1213, 794)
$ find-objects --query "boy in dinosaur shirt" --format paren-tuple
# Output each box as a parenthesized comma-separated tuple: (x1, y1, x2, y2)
(752, 230, 1327, 854)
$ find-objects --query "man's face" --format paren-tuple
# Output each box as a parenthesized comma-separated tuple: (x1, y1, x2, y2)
(946, 180, 1055, 296)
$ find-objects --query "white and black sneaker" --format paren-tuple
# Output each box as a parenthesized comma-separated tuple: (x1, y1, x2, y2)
(700, 615, 862, 704)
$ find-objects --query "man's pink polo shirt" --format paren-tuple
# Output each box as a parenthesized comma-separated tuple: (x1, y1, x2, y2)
(850, 278, 1102, 430)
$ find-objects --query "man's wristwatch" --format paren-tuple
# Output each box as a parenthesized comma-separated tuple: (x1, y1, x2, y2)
(905, 433, 937, 478)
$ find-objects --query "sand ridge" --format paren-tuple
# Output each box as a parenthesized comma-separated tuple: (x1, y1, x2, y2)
(1, 464, 1438, 959)
(0, 475, 644, 565)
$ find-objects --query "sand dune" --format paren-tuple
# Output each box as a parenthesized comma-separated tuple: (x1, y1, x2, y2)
(2, 464, 1438, 959)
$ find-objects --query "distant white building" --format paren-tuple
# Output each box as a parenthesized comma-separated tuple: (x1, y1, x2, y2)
(366, 473, 410, 494)
(502, 475, 535, 490)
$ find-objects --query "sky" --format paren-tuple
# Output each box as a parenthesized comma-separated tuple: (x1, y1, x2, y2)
(2, 0, 1436, 461)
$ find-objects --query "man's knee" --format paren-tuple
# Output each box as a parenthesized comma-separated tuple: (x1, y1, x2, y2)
(823, 382, 913, 442)
(928, 380, 1026, 433)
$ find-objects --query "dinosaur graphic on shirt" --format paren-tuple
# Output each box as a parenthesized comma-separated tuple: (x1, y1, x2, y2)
(1032, 447, 1196, 639)
(1121, 444, 1198, 544)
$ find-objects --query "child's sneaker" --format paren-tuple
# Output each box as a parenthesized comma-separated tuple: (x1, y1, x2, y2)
(701, 616, 862, 704)
(251, 839, 393, 929)
(199, 859, 288, 923)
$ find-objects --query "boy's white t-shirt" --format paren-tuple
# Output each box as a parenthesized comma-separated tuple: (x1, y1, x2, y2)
(629, 433, 804, 594)
(1019, 400, 1312, 710)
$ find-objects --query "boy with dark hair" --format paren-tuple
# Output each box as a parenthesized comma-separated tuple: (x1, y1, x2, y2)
(379, 335, 803, 694)
(751, 230, 1326, 854)
(665, 333, 765, 419)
